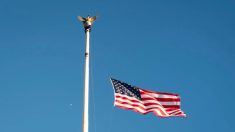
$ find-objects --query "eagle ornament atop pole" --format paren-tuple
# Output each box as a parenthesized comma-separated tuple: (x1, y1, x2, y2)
(78, 16, 96, 32)
(78, 15, 96, 132)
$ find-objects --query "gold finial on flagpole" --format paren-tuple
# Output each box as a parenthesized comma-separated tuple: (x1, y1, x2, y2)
(78, 15, 96, 32)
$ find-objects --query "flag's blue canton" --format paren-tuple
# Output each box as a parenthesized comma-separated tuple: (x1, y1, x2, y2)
(111, 78, 141, 100)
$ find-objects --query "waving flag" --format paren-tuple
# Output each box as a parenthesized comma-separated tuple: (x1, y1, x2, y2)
(110, 78, 186, 118)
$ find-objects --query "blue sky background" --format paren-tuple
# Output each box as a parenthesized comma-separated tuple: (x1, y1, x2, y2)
(1, 0, 235, 132)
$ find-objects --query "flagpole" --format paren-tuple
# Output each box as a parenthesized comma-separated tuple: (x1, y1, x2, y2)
(83, 27, 90, 132)
(78, 16, 96, 132)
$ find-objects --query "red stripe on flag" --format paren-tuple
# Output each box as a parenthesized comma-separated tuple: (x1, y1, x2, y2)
(141, 97, 181, 102)
(140, 88, 179, 96)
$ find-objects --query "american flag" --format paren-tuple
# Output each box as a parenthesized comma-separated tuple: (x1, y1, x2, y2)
(110, 78, 186, 118)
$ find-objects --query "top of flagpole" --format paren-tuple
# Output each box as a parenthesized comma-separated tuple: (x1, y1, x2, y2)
(78, 15, 97, 32)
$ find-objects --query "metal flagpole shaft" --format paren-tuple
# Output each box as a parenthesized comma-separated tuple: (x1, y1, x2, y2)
(78, 15, 96, 132)
(83, 28, 90, 132)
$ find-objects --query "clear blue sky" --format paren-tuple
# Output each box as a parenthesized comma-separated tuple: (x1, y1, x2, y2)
(0, 0, 235, 132)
